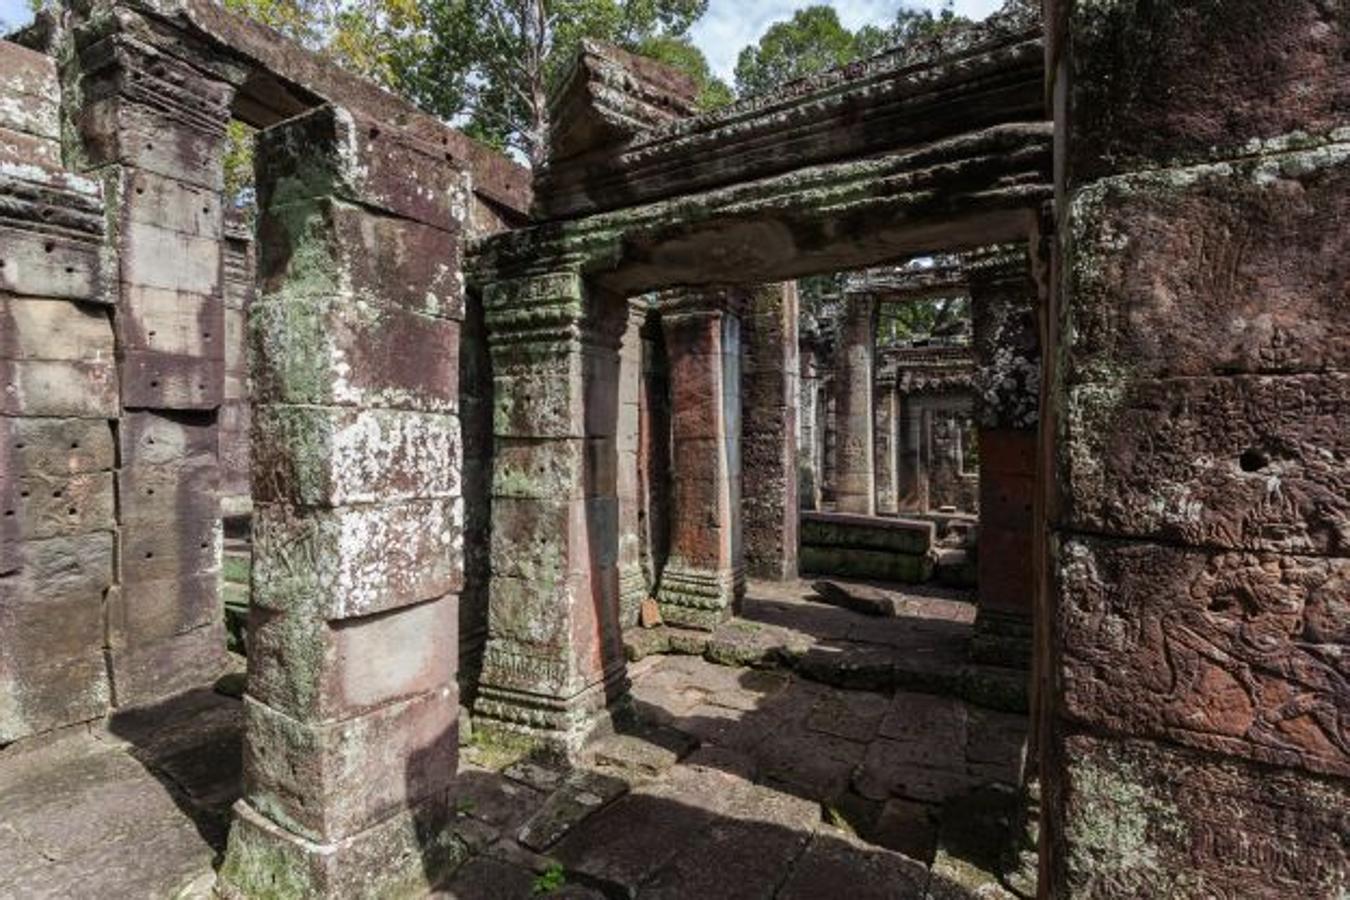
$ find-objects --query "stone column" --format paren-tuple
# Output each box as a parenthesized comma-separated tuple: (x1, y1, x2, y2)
(218, 106, 467, 897)
(474, 271, 627, 753)
(895, 392, 927, 513)
(873, 366, 899, 515)
(832, 294, 877, 515)
(639, 310, 671, 592)
(616, 299, 648, 625)
(1046, 4, 1349, 894)
(73, 28, 234, 704)
(968, 246, 1038, 668)
(656, 288, 744, 629)
(797, 331, 823, 512)
(741, 283, 799, 580)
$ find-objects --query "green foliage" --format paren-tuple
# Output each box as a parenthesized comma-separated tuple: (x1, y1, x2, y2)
(733, 6, 855, 98)
(635, 34, 733, 110)
(879, 295, 970, 345)
(531, 862, 567, 894)
(390, 0, 713, 164)
(734, 1, 970, 98)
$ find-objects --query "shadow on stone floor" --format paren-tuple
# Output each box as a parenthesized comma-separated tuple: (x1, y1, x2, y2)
(105, 685, 244, 862)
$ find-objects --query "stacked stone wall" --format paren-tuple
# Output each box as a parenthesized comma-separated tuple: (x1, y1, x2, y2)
(0, 41, 116, 743)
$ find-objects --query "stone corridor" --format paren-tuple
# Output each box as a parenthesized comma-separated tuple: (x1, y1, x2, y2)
(0, 579, 1028, 899)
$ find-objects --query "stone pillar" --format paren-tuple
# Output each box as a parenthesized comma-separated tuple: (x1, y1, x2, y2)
(968, 246, 1038, 668)
(1045, 4, 1349, 894)
(73, 28, 234, 704)
(616, 299, 648, 625)
(0, 43, 116, 743)
(656, 288, 744, 629)
(797, 332, 823, 512)
(219, 214, 255, 517)
(475, 271, 627, 753)
(218, 106, 467, 897)
(639, 310, 671, 592)
(741, 283, 799, 580)
(873, 367, 899, 515)
(895, 393, 927, 513)
(832, 294, 877, 515)
(459, 285, 493, 706)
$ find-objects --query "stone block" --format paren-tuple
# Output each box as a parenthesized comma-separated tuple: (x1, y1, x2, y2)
(106, 573, 221, 650)
(255, 104, 468, 230)
(112, 169, 223, 240)
(78, 98, 226, 191)
(484, 572, 618, 654)
(119, 351, 224, 410)
(492, 437, 616, 500)
(0, 653, 109, 745)
(492, 346, 617, 439)
(116, 285, 224, 359)
(252, 405, 461, 507)
(1052, 733, 1349, 897)
(0, 43, 60, 139)
(107, 622, 228, 708)
(241, 687, 458, 842)
(798, 546, 932, 584)
(0, 532, 113, 661)
(223, 307, 246, 377)
(0, 365, 117, 418)
(247, 592, 458, 722)
(120, 220, 222, 295)
(252, 499, 463, 619)
(218, 793, 465, 900)
(6, 470, 115, 541)
(118, 515, 220, 584)
(799, 512, 934, 555)
(117, 457, 220, 525)
(250, 292, 459, 413)
(0, 125, 61, 170)
(118, 410, 218, 466)
(1057, 536, 1349, 778)
(1, 417, 115, 476)
(1061, 373, 1349, 556)
(490, 495, 618, 580)
(1063, 0, 1350, 182)
(0, 226, 106, 303)
(255, 198, 464, 320)
(0, 298, 115, 362)
(1065, 145, 1350, 381)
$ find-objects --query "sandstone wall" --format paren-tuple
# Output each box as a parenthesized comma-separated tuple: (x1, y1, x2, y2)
(1045, 1, 1350, 893)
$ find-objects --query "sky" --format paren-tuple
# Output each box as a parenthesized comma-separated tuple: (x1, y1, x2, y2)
(1, 0, 1007, 74)
(691, 0, 1006, 81)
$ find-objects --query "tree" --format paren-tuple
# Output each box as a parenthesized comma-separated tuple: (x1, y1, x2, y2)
(733, 6, 855, 99)
(735, 2, 969, 99)
(389, 0, 714, 165)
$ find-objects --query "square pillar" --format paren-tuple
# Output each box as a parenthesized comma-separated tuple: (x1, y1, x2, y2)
(896, 396, 928, 513)
(616, 300, 649, 625)
(474, 271, 628, 753)
(72, 28, 236, 704)
(1045, 3, 1350, 894)
(968, 245, 1040, 668)
(218, 105, 469, 898)
(655, 288, 744, 629)
(873, 368, 899, 515)
(832, 294, 877, 514)
(741, 283, 800, 580)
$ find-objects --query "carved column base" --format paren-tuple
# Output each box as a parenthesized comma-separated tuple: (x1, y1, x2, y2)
(472, 642, 630, 755)
(618, 560, 649, 628)
(218, 796, 467, 899)
(970, 607, 1033, 669)
(657, 563, 744, 630)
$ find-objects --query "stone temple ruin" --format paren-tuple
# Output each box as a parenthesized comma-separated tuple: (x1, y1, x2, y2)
(1, 0, 1346, 897)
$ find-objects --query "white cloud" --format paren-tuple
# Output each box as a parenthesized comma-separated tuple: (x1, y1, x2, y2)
(690, 0, 1008, 83)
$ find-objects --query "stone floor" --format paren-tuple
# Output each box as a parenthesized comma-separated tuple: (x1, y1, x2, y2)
(0, 579, 1032, 899)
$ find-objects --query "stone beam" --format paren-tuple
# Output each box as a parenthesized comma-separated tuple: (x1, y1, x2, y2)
(655, 288, 745, 628)
(473, 121, 1051, 297)
(88, 0, 531, 218)
(218, 105, 468, 896)
(534, 5, 1044, 219)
